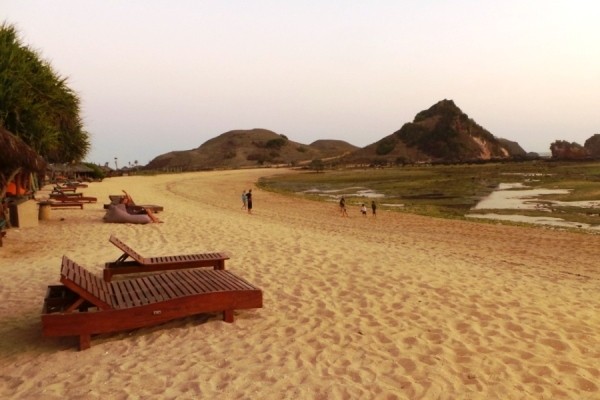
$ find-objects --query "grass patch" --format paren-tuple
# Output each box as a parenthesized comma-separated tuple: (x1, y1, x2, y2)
(257, 161, 600, 226)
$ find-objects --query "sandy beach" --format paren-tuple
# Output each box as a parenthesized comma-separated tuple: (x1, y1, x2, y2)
(0, 168, 599, 399)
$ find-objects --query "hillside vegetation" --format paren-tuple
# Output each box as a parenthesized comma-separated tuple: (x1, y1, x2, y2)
(145, 100, 537, 171)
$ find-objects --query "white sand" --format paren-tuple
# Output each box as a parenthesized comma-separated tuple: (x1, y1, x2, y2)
(0, 168, 599, 399)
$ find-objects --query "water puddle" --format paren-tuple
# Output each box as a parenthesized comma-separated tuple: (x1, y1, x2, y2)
(300, 187, 386, 199)
(467, 213, 600, 231)
(468, 183, 600, 230)
(472, 183, 569, 211)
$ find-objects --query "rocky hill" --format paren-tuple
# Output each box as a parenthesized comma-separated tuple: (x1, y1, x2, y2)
(145, 100, 531, 170)
(345, 99, 526, 164)
(145, 129, 358, 170)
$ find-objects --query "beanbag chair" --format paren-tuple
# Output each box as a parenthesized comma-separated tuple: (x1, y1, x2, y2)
(103, 204, 152, 224)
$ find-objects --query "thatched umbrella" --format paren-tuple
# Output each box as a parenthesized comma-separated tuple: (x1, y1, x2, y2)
(0, 127, 46, 173)
(48, 162, 94, 180)
(0, 126, 47, 199)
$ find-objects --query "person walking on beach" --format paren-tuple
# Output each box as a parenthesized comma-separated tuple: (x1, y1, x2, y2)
(371, 200, 377, 217)
(360, 203, 367, 216)
(246, 189, 253, 214)
(339, 196, 348, 217)
(241, 190, 247, 210)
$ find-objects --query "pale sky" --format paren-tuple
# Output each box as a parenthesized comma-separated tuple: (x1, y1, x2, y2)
(3, 1, 599, 166)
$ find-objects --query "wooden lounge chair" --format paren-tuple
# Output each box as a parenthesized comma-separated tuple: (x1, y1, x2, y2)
(49, 201, 84, 209)
(54, 185, 77, 193)
(50, 190, 97, 203)
(103, 235, 229, 281)
(65, 181, 88, 188)
(103, 191, 164, 213)
(41, 256, 262, 350)
(51, 191, 83, 198)
(50, 194, 97, 203)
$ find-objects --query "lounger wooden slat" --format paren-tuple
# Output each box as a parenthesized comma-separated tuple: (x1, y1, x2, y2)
(179, 269, 212, 290)
(149, 274, 180, 299)
(111, 281, 135, 308)
(130, 279, 155, 305)
(49, 202, 84, 209)
(51, 192, 84, 198)
(121, 280, 145, 307)
(197, 268, 243, 292)
(54, 186, 77, 192)
(110, 282, 129, 308)
(59, 257, 112, 309)
(173, 270, 205, 294)
(103, 235, 230, 281)
(143, 275, 172, 302)
(42, 257, 263, 350)
(163, 273, 196, 297)
(181, 270, 223, 293)
(51, 195, 97, 203)
(114, 281, 136, 308)
(154, 273, 185, 297)
(139, 277, 164, 302)
(196, 271, 233, 292)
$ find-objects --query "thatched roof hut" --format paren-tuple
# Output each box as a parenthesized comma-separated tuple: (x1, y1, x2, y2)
(47, 162, 95, 180)
(48, 162, 93, 174)
(0, 127, 46, 199)
(0, 127, 46, 175)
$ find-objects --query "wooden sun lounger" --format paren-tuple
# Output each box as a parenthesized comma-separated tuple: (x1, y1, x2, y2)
(50, 194, 97, 203)
(103, 203, 164, 213)
(103, 195, 164, 213)
(51, 191, 83, 198)
(66, 182, 88, 188)
(41, 256, 262, 350)
(49, 201, 84, 209)
(54, 185, 77, 193)
(103, 235, 230, 281)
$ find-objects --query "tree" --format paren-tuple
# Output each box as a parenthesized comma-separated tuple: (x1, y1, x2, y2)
(0, 22, 90, 163)
(309, 159, 325, 173)
(550, 140, 589, 160)
(584, 134, 600, 158)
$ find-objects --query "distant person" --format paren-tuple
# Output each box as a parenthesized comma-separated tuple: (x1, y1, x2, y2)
(371, 200, 377, 217)
(241, 190, 247, 210)
(339, 196, 348, 217)
(246, 189, 253, 214)
(361, 203, 367, 216)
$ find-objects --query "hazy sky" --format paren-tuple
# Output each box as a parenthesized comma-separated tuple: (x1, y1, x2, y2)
(3, 1, 599, 165)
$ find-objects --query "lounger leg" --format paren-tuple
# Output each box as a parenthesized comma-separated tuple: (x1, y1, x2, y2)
(223, 310, 234, 323)
(103, 269, 113, 282)
(79, 334, 91, 351)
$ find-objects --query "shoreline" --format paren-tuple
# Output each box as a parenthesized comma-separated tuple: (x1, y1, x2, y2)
(1, 168, 598, 398)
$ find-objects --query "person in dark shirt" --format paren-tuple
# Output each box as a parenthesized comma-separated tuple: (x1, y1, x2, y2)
(246, 189, 253, 214)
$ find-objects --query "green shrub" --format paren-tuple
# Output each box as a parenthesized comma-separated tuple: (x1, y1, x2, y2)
(376, 137, 397, 155)
(265, 138, 287, 149)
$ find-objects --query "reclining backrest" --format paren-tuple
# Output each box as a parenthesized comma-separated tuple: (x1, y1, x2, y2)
(60, 256, 113, 310)
(108, 195, 125, 205)
(109, 235, 146, 264)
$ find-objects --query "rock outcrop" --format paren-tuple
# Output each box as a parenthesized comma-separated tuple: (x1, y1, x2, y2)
(346, 99, 524, 164)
